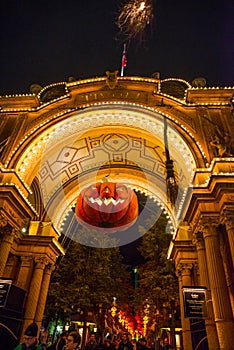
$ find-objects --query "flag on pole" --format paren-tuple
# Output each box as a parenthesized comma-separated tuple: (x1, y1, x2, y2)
(121, 43, 127, 76)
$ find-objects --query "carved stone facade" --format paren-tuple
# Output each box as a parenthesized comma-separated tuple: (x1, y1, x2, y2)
(0, 74, 233, 349)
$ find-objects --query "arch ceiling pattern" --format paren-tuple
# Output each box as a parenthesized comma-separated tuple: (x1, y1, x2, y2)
(14, 104, 196, 231)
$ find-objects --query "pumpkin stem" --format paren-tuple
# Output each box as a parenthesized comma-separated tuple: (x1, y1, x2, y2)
(101, 177, 109, 183)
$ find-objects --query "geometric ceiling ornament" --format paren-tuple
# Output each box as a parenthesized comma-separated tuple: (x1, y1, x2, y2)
(37, 130, 169, 206)
(57, 147, 78, 163)
(102, 134, 129, 152)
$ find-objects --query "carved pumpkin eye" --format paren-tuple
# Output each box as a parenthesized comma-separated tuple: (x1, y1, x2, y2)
(116, 185, 127, 192)
(103, 187, 111, 193)
(85, 184, 100, 198)
(116, 185, 129, 199)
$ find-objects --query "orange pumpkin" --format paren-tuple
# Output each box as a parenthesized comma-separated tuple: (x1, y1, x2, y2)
(75, 181, 139, 232)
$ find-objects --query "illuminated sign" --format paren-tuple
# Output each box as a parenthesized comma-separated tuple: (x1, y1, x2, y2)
(0, 279, 12, 307)
(182, 286, 207, 318)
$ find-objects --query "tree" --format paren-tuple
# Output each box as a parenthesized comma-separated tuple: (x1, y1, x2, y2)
(45, 228, 132, 339)
(134, 214, 179, 339)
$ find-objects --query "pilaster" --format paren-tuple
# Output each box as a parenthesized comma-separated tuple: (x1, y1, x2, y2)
(221, 209, 234, 267)
(201, 218, 234, 350)
(176, 263, 193, 350)
(34, 263, 55, 328)
(15, 256, 33, 290)
(0, 216, 15, 276)
(218, 225, 234, 318)
(193, 231, 220, 349)
(21, 256, 48, 339)
(3, 254, 18, 279)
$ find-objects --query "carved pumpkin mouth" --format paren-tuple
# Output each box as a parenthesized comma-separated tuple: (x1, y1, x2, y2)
(88, 197, 125, 206)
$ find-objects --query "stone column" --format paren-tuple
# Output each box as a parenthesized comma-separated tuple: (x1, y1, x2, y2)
(193, 231, 220, 350)
(34, 263, 55, 329)
(201, 218, 234, 350)
(0, 218, 15, 276)
(176, 263, 193, 350)
(218, 225, 234, 318)
(221, 209, 234, 268)
(16, 256, 33, 290)
(21, 256, 48, 340)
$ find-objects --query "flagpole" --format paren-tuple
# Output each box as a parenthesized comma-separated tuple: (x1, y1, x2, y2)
(121, 43, 127, 76)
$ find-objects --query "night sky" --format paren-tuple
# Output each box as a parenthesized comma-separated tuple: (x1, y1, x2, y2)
(0, 0, 233, 95)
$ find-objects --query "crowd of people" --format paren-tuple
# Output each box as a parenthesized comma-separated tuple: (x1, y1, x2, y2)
(12, 323, 173, 350)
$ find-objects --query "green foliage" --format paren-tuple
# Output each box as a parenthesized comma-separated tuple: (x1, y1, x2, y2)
(135, 214, 179, 310)
(45, 230, 132, 325)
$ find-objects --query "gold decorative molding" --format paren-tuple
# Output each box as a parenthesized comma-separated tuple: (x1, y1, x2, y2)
(105, 71, 118, 90)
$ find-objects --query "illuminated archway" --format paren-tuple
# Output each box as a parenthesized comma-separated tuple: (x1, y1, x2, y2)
(10, 104, 199, 236)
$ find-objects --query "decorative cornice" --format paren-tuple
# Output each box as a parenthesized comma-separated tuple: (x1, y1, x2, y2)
(1, 77, 233, 112)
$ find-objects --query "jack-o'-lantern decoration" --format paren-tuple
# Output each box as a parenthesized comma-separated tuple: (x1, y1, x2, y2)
(75, 181, 139, 232)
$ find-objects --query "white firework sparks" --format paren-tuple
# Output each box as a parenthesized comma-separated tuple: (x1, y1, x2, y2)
(116, 0, 154, 42)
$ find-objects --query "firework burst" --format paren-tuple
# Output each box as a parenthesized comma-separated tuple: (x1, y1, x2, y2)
(116, 0, 154, 43)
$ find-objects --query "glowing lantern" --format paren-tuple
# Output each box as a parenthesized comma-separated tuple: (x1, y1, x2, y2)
(75, 181, 138, 232)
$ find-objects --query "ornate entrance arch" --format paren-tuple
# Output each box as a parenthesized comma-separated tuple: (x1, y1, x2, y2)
(0, 74, 233, 349)
(12, 104, 197, 232)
